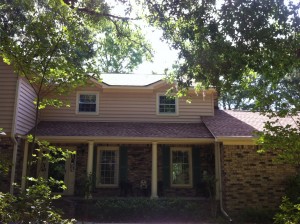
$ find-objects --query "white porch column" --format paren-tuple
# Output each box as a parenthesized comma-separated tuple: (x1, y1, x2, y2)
(151, 142, 158, 198)
(87, 141, 94, 176)
(21, 140, 29, 191)
(214, 142, 220, 200)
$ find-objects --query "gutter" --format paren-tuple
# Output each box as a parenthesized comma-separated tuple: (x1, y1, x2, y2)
(202, 119, 233, 222)
(10, 78, 21, 195)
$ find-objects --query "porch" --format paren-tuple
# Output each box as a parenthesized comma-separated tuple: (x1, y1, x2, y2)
(22, 121, 219, 199)
(75, 143, 216, 198)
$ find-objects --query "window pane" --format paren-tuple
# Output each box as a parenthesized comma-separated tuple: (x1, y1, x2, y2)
(98, 149, 119, 185)
(159, 96, 176, 113)
(172, 150, 190, 185)
(79, 94, 97, 112)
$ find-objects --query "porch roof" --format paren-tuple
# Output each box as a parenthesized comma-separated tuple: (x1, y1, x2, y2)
(33, 121, 214, 139)
(202, 110, 298, 138)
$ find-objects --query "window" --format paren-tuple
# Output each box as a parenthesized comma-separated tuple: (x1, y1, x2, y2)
(96, 147, 119, 187)
(157, 94, 178, 115)
(171, 147, 192, 187)
(76, 92, 99, 114)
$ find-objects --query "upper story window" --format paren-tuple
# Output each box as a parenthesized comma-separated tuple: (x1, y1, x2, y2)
(76, 91, 99, 114)
(157, 94, 178, 115)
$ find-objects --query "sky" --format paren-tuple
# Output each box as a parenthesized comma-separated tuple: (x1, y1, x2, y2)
(109, 1, 179, 75)
(133, 28, 179, 74)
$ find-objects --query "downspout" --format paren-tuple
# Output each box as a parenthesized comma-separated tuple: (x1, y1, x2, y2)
(202, 119, 233, 222)
(10, 78, 21, 194)
(218, 142, 233, 222)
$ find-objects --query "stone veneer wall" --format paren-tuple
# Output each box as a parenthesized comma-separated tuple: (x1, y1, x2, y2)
(0, 137, 13, 192)
(222, 145, 297, 212)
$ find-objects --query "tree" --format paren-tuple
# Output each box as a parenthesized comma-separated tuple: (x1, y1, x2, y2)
(143, 0, 300, 107)
(143, 0, 300, 220)
(0, 0, 152, 222)
(0, 0, 152, 148)
(95, 22, 152, 73)
(143, 0, 300, 164)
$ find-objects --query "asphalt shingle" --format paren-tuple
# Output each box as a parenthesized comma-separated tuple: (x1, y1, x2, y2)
(202, 110, 299, 137)
(33, 121, 214, 139)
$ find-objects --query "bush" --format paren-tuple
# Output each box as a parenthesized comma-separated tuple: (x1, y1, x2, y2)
(274, 197, 300, 224)
(235, 207, 275, 223)
(75, 198, 212, 222)
(0, 178, 75, 223)
(285, 174, 300, 204)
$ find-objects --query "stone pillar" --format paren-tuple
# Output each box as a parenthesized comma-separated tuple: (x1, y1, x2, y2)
(151, 142, 158, 198)
(87, 141, 94, 176)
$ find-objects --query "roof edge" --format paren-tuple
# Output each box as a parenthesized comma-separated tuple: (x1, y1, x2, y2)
(35, 136, 215, 144)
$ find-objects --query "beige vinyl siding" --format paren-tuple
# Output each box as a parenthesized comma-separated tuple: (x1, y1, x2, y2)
(40, 85, 214, 123)
(0, 60, 18, 134)
(15, 78, 37, 135)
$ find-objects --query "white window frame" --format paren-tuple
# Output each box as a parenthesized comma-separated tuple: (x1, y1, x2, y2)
(156, 93, 179, 116)
(76, 91, 99, 115)
(170, 147, 193, 188)
(96, 146, 119, 188)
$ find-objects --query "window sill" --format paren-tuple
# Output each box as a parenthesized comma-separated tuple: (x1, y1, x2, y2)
(76, 112, 99, 116)
(156, 113, 179, 116)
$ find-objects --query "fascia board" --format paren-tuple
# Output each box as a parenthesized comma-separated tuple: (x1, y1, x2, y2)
(36, 136, 215, 144)
(216, 136, 258, 145)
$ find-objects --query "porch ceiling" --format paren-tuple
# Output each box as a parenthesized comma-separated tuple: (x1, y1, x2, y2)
(32, 121, 214, 139)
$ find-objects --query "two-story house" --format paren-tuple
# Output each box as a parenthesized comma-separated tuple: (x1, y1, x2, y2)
(0, 59, 297, 213)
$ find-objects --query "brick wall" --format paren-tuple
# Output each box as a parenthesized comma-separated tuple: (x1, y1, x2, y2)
(74, 143, 215, 198)
(127, 144, 152, 191)
(222, 145, 297, 212)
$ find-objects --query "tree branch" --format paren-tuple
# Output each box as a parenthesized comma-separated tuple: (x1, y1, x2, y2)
(76, 8, 140, 21)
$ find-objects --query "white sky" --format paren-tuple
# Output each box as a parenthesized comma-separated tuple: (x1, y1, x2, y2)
(108, 0, 179, 74)
(133, 27, 179, 74)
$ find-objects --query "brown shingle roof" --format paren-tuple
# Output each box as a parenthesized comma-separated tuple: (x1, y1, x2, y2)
(202, 110, 299, 138)
(33, 121, 214, 139)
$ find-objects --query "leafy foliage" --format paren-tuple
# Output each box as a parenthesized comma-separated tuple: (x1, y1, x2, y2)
(0, 0, 152, 112)
(235, 207, 275, 224)
(0, 158, 10, 179)
(285, 174, 300, 204)
(0, 0, 100, 91)
(274, 197, 300, 224)
(0, 178, 75, 223)
(95, 22, 153, 73)
(28, 134, 75, 165)
(273, 175, 300, 224)
(257, 119, 300, 166)
(0, 0, 152, 223)
(0, 136, 76, 223)
(74, 198, 213, 222)
(143, 0, 300, 107)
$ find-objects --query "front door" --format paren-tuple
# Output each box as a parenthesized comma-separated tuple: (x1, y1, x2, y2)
(37, 149, 76, 195)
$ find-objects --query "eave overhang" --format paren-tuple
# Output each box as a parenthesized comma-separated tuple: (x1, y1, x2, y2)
(215, 136, 257, 145)
(36, 136, 214, 144)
